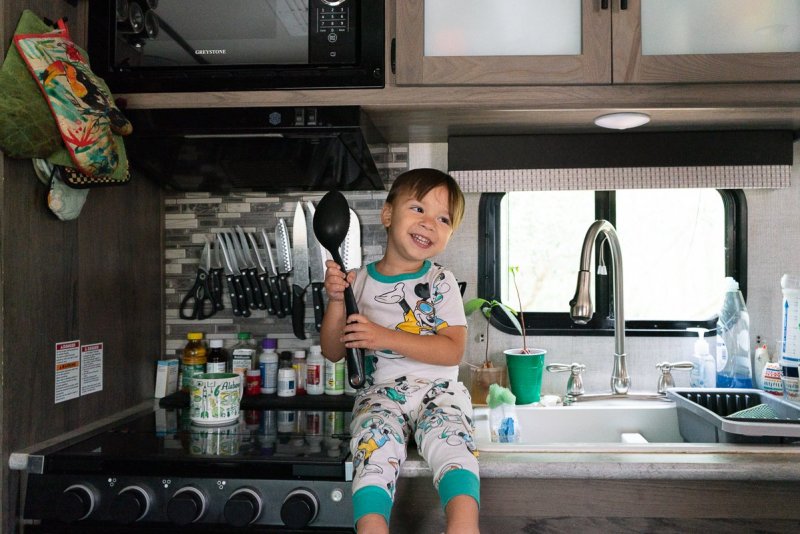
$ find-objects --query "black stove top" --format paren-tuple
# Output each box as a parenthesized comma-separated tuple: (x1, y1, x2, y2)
(22, 407, 355, 531)
(45, 408, 352, 478)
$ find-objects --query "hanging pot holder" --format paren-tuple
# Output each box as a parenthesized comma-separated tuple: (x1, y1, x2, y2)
(14, 18, 132, 178)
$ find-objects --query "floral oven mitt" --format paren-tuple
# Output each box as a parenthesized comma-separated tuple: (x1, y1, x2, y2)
(14, 18, 131, 178)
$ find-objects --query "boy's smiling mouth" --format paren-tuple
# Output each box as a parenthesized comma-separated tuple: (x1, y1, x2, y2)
(411, 233, 432, 248)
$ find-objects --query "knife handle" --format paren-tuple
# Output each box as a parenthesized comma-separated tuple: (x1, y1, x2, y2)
(238, 269, 256, 310)
(258, 273, 275, 315)
(278, 273, 292, 316)
(268, 275, 284, 318)
(225, 274, 242, 317)
(232, 274, 251, 318)
(311, 282, 325, 332)
(247, 268, 266, 310)
(292, 284, 307, 340)
(210, 268, 225, 311)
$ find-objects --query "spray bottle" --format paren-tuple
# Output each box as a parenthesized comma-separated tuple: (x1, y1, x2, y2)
(687, 327, 716, 388)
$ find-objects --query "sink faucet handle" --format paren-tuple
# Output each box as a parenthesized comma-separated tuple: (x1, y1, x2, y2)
(546, 363, 586, 398)
(655, 361, 694, 394)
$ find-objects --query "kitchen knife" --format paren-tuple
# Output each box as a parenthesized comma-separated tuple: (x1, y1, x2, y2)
(209, 237, 225, 312)
(246, 231, 276, 315)
(306, 201, 327, 332)
(216, 234, 248, 317)
(235, 226, 266, 311)
(224, 229, 256, 311)
(291, 202, 310, 340)
(260, 229, 285, 318)
(342, 208, 362, 271)
(275, 218, 293, 317)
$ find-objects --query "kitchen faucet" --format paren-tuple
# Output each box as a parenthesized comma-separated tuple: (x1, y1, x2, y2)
(569, 220, 630, 395)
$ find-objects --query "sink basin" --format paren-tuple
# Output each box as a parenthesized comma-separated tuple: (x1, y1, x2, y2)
(473, 398, 684, 451)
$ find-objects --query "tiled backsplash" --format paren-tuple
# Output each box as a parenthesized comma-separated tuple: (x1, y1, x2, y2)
(164, 144, 410, 357)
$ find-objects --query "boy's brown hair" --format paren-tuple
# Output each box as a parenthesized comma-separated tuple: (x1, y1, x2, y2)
(385, 168, 466, 231)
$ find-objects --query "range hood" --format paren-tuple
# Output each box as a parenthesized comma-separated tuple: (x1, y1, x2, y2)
(123, 106, 385, 192)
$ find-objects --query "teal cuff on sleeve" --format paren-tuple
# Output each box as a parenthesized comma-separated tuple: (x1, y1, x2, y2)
(353, 485, 393, 527)
(438, 468, 480, 510)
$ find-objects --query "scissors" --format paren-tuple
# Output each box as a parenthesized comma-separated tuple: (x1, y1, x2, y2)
(179, 240, 216, 320)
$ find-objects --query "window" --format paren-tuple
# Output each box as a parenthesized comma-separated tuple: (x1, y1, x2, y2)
(479, 189, 746, 336)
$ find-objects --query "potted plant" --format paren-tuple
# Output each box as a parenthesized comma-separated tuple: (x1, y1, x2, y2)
(503, 266, 546, 404)
(463, 275, 525, 403)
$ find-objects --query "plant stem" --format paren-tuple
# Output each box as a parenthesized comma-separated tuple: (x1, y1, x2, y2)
(510, 268, 528, 353)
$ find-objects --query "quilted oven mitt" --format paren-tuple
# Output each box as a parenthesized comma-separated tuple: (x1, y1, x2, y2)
(13, 11, 132, 177)
(0, 10, 62, 158)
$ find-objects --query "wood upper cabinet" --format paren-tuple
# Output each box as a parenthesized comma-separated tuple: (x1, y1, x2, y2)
(615, 0, 800, 83)
(395, 0, 611, 85)
(395, 0, 800, 86)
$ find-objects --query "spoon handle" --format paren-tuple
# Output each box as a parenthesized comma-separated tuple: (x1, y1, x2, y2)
(343, 285, 366, 389)
(330, 248, 366, 389)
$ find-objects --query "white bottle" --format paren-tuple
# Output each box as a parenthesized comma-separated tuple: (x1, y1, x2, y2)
(258, 338, 279, 394)
(306, 345, 325, 395)
(715, 277, 753, 388)
(277, 366, 296, 397)
(687, 327, 716, 388)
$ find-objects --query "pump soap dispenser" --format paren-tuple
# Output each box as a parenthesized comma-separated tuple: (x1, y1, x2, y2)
(687, 327, 716, 388)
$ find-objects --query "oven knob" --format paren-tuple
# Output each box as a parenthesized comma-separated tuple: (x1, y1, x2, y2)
(166, 487, 207, 526)
(111, 485, 151, 524)
(280, 489, 319, 529)
(223, 488, 263, 527)
(56, 484, 96, 523)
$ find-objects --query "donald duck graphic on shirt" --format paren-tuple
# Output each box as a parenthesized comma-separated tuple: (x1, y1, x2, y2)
(374, 271, 452, 337)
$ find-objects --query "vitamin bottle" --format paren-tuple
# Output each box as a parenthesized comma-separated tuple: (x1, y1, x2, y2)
(324, 355, 345, 396)
(292, 350, 307, 395)
(231, 332, 257, 379)
(180, 332, 207, 392)
(277, 351, 296, 397)
(306, 345, 325, 395)
(258, 338, 279, 395)
(206, 339, 228, 373)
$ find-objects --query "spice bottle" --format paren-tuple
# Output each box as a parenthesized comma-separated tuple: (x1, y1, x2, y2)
(180, 332, 207, 392)
(277, 351, 296, 397)
(206, 339, 228, 373)
(292, 350, 307, 395)
(306, 345, 325, 395)
(258, 338, 279, 395)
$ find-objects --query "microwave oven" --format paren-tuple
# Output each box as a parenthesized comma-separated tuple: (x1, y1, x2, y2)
(87, 0, 384, 93)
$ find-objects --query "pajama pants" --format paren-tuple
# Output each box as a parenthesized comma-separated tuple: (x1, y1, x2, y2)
(349, 375, 480, 525)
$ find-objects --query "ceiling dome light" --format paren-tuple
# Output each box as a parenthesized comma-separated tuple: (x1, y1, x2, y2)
(594, 112, 651, 130)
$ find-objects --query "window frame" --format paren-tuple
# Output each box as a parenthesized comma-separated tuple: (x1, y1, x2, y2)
(477, 190, 747, 337)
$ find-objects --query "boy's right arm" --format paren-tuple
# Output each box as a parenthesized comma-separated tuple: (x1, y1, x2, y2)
(319, 260, 354, 362)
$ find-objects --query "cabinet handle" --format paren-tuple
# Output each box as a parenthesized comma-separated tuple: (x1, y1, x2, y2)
(620, 0, 628, 9)
(601, 0, 609, 9)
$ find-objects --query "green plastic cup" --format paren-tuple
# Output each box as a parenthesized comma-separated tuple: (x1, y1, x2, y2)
(505, 349, 546, 405)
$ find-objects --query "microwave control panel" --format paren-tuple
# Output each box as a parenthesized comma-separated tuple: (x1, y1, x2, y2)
(310, 0, 356, 64)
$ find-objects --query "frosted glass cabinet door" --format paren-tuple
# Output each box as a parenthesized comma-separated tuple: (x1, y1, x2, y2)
(395, 0, 612, 85)
(614, 0, 800, 82)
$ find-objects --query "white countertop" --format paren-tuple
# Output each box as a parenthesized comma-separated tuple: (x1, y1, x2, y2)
(400, 443, 800, 481)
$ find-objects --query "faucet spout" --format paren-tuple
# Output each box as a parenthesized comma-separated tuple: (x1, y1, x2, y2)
(570, 220, 629, 395)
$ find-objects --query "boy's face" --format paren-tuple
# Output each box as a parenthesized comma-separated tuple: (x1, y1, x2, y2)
(381, 185, 454, 264)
